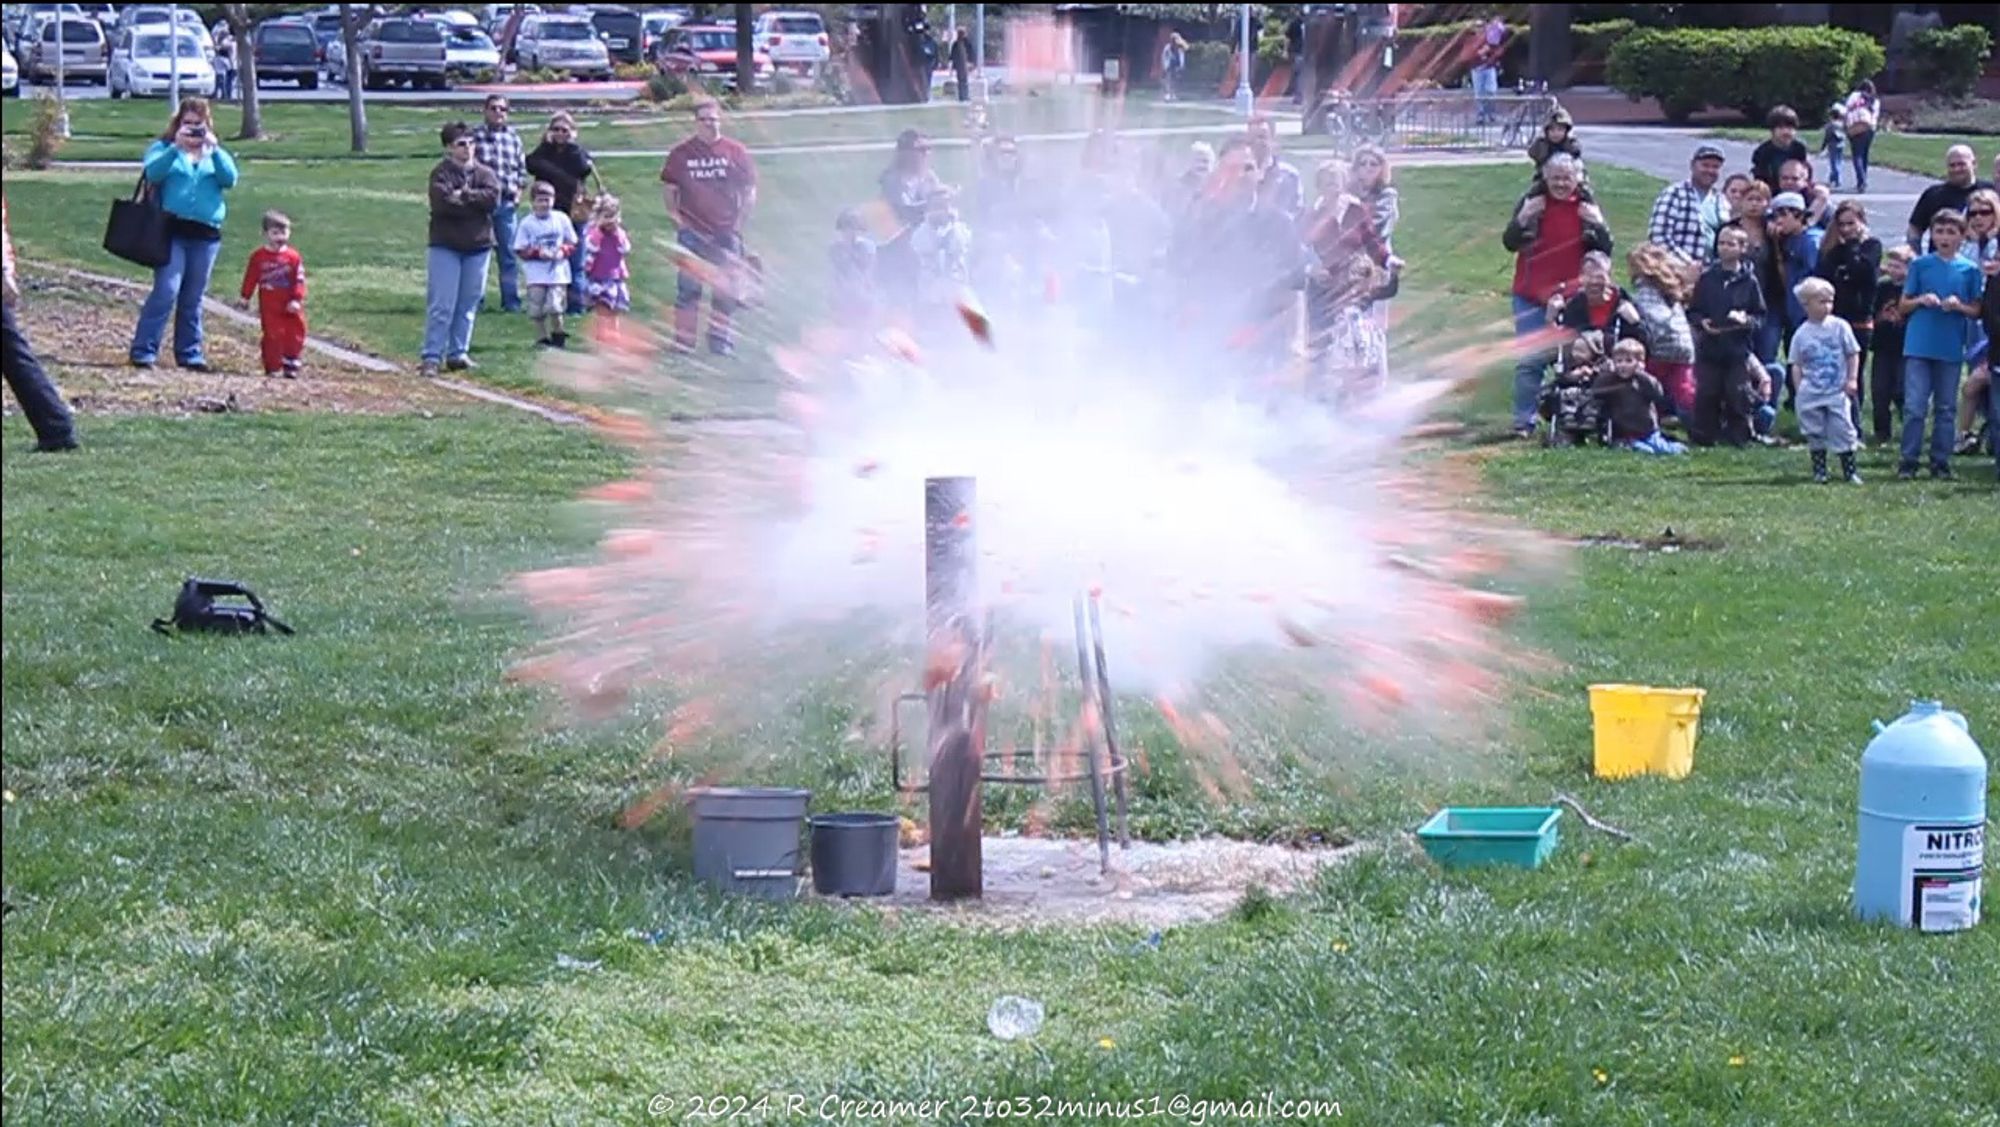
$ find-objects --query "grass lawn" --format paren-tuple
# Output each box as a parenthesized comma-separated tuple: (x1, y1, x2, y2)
(1711, 126, 1994, 177)
(2, 90, 1227, 162)
(5, 98, 1999, 1124)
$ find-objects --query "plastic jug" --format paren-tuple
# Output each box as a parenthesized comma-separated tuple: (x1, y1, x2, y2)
(1854, 701, 1986, 932)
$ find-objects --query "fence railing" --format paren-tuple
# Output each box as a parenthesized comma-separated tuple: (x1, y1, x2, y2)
(1310, 91, 1556, 154)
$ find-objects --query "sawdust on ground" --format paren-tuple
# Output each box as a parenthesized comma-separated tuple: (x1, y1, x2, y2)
(823, 835, 1362, 930)
(3, 273, 459, 418)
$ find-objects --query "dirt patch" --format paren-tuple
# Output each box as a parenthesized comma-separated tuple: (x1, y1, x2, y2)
(1570, 530, 1723, 553)
(823, 835, 1361, 930)
(2, 273, 459, 418)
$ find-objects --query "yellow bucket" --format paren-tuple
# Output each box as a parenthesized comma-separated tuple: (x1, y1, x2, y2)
(1588, 684, 1705, 780)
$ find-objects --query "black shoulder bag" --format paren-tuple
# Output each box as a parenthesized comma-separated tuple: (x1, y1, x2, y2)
(151, 578, 294, 636)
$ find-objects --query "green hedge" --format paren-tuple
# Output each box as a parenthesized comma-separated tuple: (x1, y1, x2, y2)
(1607, 27, 1886, 124)
(1911, 25, 1993, 104)
(1182, 40, 1232, 94)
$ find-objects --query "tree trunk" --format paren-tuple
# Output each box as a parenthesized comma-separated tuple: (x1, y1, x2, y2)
(735, 3, 754, 93)
(340, 5, 368, 153)
(223, 5, 263, 140)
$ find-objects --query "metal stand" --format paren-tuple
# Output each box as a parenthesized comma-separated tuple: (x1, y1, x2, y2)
(889, 591, 1131, 874)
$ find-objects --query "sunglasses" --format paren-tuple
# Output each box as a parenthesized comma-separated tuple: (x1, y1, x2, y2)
(1970, 208, 1996, 217)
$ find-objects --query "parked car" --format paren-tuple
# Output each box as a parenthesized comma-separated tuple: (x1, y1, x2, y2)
(752, 9, 828, 76)
(326, 17, 449, 90)
(109, 28, 214, 99)
(440, 24, 500, 79)
(252, 18, 320, 88)
(426, 9, 481, 30)
(73, 3, 115, 25)
(27, 16, 106, 85)
(119, 8, 213, 56)
(638, 9, 686, 60)
(512, 15, 611, 79)
(654, 24, 770, 89)
(306, 10, 346, 55)
(2, 42, 17, 95)
(586, 5, 643, 66)
(6, 5, 80, 50)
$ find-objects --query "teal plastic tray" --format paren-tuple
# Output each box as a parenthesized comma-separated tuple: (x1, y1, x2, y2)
(1416, 806, 1562, 870)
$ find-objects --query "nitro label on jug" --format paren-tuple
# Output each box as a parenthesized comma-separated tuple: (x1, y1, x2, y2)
(1901, 822, 1984, 932)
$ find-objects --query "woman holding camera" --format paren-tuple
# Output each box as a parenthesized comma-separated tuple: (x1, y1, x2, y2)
(130, 98, 240, 372)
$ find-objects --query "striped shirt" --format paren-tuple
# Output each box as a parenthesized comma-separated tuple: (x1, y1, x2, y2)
(1649, 179, 1717, 266)
(472, 123, 526, 203)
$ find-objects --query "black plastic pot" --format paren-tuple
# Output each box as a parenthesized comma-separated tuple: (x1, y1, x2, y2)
(808, 813, 899, 897)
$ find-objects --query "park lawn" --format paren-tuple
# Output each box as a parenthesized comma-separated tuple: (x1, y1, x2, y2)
(1711, 126, 1992, 177)
(5, 104, 1999, 1123)
(1, 89, 1227, 163)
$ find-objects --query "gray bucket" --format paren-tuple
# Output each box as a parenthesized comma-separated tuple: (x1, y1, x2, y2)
(809, 813, 900, 897)
(689, 787, 811, 900)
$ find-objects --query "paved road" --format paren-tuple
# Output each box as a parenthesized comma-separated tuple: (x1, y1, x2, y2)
(1582, 125, 1938, 247)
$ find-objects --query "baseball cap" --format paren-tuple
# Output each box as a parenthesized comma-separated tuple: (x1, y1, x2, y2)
(1769, 191, 1807, 214)
(1692, 143, 1726, 162)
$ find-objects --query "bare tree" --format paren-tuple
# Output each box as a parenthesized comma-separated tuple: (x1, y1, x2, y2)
(735, 3, 754, 93)
(340, 5, 368, 153)
(221, 4, 263, 140)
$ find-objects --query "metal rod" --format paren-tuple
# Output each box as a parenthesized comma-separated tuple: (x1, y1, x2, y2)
(1074, 596, 1112, 875)
(925, 476, 981, 900)
(1087, 593, 1130, 849)
(1234, 3, 1253, 116)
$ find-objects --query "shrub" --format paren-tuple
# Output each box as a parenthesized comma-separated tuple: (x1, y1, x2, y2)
(1608, 26, 1885, 124)
(1389, 20, 1628, 87)
(1911, 25, 1993, 105)
(613, 61, 656, 82)
(1182, 40, 1231, 94)
(642, 68, 689, 103)
(27, 92, 66, 171)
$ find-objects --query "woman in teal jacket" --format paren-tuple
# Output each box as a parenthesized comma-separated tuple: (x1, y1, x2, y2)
(129, 98, 239, 371)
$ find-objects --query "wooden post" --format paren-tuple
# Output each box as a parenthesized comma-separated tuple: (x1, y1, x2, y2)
(925, 476, 982, 900)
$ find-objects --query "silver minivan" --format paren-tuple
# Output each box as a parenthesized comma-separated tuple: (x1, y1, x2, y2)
(511, 14, 610, 79)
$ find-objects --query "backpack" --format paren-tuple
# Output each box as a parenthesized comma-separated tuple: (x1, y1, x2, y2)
(151, 578, 294, 636)
(1844, 96, 1877, 138)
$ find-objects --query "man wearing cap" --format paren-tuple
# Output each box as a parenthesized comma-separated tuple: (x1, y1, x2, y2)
(1648, 144, 1725, 266)
(1768, 191, 1824, 380)
(661, 99, 758, 355)
(1778, 159, 1834, 233)
(472, 94, 527, 314)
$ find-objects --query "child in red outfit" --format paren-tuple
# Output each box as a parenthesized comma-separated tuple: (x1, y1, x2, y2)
(239, 210, 307, 377)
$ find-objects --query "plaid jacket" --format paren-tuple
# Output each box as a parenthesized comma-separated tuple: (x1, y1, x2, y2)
(472, 123, 526, 203)
(1648, 180, 1716, 266)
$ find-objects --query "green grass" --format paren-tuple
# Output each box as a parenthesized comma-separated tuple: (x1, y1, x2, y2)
(5, 101, 2000, 1124)
(2, 90, 1230, 162)
(1711, 126, 1992, 177)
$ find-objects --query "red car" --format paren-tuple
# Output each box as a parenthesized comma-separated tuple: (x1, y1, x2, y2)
(653, 23, 771, 89)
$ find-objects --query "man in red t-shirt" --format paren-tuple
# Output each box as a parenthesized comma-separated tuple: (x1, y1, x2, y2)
(660, 100, 759, 355)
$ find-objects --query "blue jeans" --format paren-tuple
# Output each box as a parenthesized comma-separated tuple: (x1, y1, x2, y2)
(1824, 145, 1843, 187)
(1850, 130, 1873, 190)
(1625, 430, 1688, 455)
(130, 234, 222, 366)
(1471, 65, 1499, 122)
(1988, 366, 2000, 474)
(490, 201, 521, 312)
(1510, 294, 1550, 429)
(1900, 356, 1960, 470)
(568, 236, 589, 312)
(423, 246, 491, 363)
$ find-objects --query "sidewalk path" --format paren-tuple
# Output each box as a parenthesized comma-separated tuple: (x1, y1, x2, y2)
(1582, 126, 1936, 247)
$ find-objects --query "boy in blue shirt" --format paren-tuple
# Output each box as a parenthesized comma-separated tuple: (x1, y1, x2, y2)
(1899, 210, 1985, 479)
